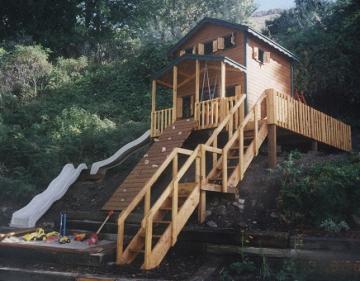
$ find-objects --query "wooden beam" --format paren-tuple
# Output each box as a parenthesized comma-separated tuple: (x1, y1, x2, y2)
(220, 61, 226, 98)
(156, 79, 172, 88)
(195, 60, 200, 104)
(178, 73, 195, 88)
(173, 66, 178, 122)
(151, 80, 156, 112)
(311, 140, 318, 151)
(178, 70, 192, 79)
(198, 190, 206, 224)
(268, 124, 277, 168)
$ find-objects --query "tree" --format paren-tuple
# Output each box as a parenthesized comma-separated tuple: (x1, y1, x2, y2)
(264, 0, 360, 120)
(0, 45, 52, 101)
(139, 0, 256, 42)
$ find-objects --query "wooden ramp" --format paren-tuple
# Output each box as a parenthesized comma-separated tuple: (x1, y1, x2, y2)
(103, 119, 196, 211)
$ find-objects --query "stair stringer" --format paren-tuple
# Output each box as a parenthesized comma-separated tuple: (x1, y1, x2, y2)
(142, 184, 200, 269)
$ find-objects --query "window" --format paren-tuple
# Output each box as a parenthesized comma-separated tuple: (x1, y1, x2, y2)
(224, 33, 235, 49)
(185, 47, 193, 54)
(204, 41, 213, 55)
(258, 49, 265, 63)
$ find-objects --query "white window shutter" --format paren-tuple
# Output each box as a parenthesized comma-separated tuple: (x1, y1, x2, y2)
(264, 51, 271, 63)
(253, 47, 259, 60)
(198, 43, 204, 55)
(217, 37, 225, 49)
(212, 40, 218, 52)
(179, 50, 185, 56)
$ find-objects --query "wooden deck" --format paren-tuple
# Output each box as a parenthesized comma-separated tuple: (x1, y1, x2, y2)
(112, 89, 351, 270)
(103, 119, 196, 211)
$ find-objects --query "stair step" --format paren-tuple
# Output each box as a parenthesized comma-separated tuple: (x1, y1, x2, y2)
(154, 220, 171, 224)
(130, 249, 144, 253)
(228, 156, 239, 159)
(140, 233, 162, 239)
(230, 145, 249, 151)
(169, 194, 188, 198)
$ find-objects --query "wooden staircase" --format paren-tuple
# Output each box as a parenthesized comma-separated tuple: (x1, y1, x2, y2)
(114, 90, 351, 270)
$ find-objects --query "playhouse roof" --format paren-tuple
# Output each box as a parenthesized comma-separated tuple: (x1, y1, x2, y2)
(167, 17, 298, 62)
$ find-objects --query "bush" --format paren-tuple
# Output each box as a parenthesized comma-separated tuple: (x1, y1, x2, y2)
(0, 45, 52, 101)
(278, 152, 360, 227)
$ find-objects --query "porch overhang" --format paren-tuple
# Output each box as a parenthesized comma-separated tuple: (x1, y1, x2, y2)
(152, 54, 246, 85)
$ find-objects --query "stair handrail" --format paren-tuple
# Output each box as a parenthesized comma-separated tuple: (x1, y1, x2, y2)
(205, 94, 246, 147)
(143, 145, 200, 269)
(116, 146, 192, 260)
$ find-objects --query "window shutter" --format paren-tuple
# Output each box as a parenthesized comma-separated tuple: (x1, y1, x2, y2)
(198, 43, 204, 55)
(192, 46, 197, 54)
(212, 40, 218, 52)
(253, 47, 259, 60)
(231, 32, 235, 45)
(264, 51, 271, 63)
(217, 37, 225, 49)
(179, 50, 185, 56)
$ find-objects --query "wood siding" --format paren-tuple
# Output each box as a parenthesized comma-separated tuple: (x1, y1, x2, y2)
(246, 36, 291, 108)
(177, 24, 245, 65)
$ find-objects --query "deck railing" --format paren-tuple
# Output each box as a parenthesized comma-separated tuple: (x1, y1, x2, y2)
(268, 90, 352, 151)
(151, 108, 174, 137)
(194, 95, 244, 130)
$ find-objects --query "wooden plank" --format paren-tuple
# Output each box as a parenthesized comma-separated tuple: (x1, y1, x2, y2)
(220, 61, 226, 98)
(268, 124, 277, 168)
(195, 60, 200, 104)
(173, 66, 178, 122)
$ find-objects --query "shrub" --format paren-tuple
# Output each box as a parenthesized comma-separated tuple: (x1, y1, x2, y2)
(320, 218, 350, 233)
(278, 153, 360, 227)
(0, 45, 52, 101)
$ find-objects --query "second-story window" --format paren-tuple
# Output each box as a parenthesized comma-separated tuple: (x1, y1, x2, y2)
(258, 49, 265, 63)
(204, 41, 213, 55)
(224, 33, 235, 49)
(185, 47, 193, 54)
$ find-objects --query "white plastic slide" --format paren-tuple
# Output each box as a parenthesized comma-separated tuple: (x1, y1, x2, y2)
(10, 163, 87, 228)
(90, 130, 150, 175)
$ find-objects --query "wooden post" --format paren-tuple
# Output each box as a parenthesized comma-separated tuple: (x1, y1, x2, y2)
(311, 140, 318, 151)
(220, 61, 226, 122)
(151, 80, 157, 136)
(239, 127, 244, 180)
(144, 189, 151, 216)
(198, 145, 206, 223)
(116, 221, 124, 264)
(222, 148, 228, 192)
(220, 61, 226, 98)
(173, 66, 178, 122)
(144, 216, 153, 269)
(254, 104, 259, 155)
(195, 60, 200, 123)
(198, 190, 206, 224)
(152, 80, 156, 112)
(195, 60, 200, 103)
(266, 89, 277, 124)
(268, 124, 277, 168)
(172, 154, 178, 245)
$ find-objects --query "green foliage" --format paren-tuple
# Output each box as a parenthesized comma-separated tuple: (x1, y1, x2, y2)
(265, 0, 360, 120)
(278, 153, 360, 226)
(221, 259, 257, 281)
(0, 45, 52, 101)
(275, 259, 308, 281)
(320, 218, 350, 233)
(0, 43, 157, 201)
